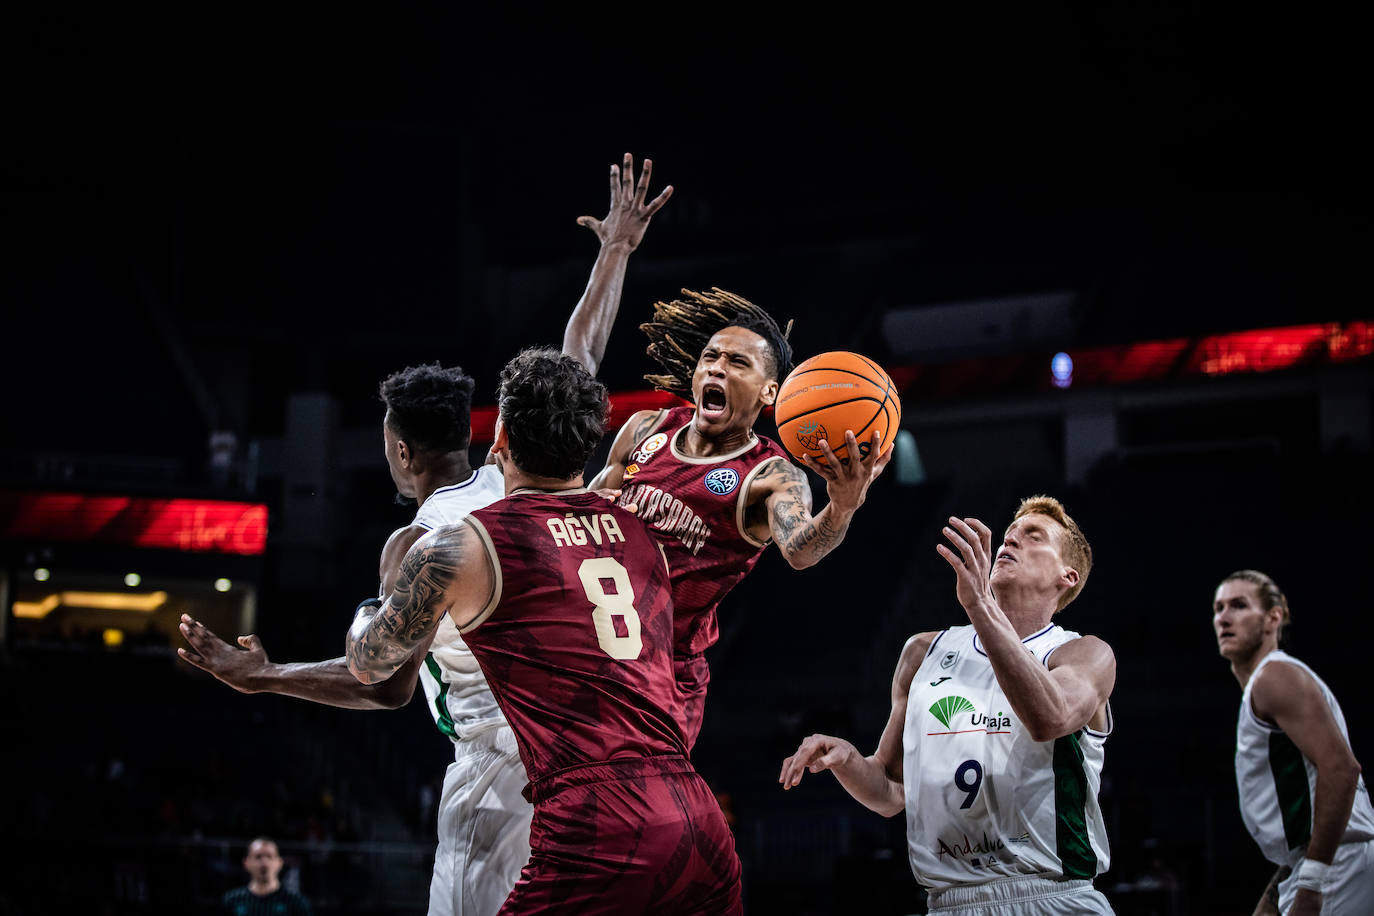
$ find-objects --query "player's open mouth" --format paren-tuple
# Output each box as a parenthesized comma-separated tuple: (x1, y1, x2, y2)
(995, 551, 1015, 564)
(700, 385, 728, 417)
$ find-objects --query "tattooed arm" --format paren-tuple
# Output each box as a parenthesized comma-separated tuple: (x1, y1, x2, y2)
(588, 408, 667, 491)
(745, 429, 893, 569)
(347, 521, 495, 685)
(178, 522, 432, 708)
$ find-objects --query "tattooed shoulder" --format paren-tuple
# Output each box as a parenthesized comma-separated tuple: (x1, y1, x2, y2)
(629, 409, 665, 444)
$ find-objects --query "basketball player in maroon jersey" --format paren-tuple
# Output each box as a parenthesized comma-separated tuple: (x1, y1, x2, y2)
(347, 348, 742, 914)
(591, 289, 893, 747)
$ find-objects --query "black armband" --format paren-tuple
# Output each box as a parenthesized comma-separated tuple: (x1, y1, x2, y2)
(355, 597, 384, 614)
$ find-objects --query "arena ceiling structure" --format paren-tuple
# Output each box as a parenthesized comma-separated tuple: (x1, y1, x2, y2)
(9, 5, 1366, 471)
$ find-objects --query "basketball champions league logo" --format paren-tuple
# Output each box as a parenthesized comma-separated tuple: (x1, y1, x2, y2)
(703, 468, 740, 495)
(795, 421, 827, 451)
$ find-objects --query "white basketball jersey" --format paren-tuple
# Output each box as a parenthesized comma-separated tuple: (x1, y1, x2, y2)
(903, 624, 1112, 891)
(1235, 650, 1374, 867)
(412, 466, 510, 747)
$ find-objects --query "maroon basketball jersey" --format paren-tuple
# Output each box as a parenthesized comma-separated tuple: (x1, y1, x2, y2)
(615, 405, 791, 657)
(461, 489, 687, 783)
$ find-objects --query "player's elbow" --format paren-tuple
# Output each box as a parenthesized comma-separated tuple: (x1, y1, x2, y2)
(782, 547, 818, 570)
(875, 797, 905, 818)
(1025, 711, 1081, 743)
(563, 342, 595, 373)
(346, 654, 378, 685)
(372, 676, 416, 708)
(1324, 752, 1363, 789)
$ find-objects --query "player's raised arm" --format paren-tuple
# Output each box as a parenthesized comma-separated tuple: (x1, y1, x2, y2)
(937, 515, 1115, 741)
(563, 152, 672, 376)
(779, 631, 935, 815)
(348, 522, 494, 685)
(745, 429, 891, 569)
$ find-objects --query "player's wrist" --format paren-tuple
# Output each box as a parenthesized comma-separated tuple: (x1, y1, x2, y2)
(599, 239, 635, 256)
(1292, 857, 1328, 892)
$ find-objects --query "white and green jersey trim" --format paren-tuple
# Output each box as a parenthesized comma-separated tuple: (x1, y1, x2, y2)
(1235, 650, 1374, 867)
(902, 623, 1112, 891)
(412, 466, 509, 747)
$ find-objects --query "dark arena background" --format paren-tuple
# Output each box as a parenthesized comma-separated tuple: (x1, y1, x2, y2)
(5, 6, 1370, 915)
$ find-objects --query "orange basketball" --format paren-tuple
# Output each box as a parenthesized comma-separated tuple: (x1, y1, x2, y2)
(774, 351, 902, 468)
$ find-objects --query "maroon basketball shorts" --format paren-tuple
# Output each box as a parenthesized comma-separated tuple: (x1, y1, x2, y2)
(500, 755, 741, 915)
(674, 653, 711, 751)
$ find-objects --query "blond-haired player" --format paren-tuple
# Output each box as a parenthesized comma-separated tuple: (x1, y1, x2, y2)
(1214, 569, 1374, 915)
(780, 495, 1117, 914)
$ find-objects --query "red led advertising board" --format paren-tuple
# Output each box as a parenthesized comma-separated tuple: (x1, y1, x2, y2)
(0, 492, 268, 556)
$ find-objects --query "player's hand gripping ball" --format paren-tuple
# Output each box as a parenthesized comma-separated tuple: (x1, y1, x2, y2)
(775, 351, 902, 468)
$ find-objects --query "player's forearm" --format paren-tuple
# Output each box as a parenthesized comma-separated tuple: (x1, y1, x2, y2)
(965, 602, 1078, 741)
(778, 503, 854, 569)
(248, 656, 416, 709)
(1306, 758, 1362, 862)
(563, 240, 634, 376)
(828, 754, 905, 817)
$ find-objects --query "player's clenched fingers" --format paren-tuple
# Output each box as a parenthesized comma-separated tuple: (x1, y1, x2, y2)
(816, 437, 844, 473)
(859, 430, 884, 469)
(837, 431, 865, 478)
(780, 736, 827, 786)
(816, 746, 849, 771)
(778, 752, 810, 787)
(180, 617, 213, 649)
(800, 452, 836, 480)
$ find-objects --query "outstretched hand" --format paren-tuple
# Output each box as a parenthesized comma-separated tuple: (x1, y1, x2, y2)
(577, 152, 672, 252)
(800, 430, 892, 516)
(778, 733, 860, 790)
(178, 613, 270, 692)
(936, 516, 996, 615)
(592, 487, 638, 514)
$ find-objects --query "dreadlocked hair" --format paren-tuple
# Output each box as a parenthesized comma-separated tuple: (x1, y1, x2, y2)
(639, 287, 794, 399)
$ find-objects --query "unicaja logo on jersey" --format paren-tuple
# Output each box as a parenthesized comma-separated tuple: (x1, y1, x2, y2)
(929, 696, 976, 729)
(928, 696, 1012, 735)
(703, 468, 739, 495)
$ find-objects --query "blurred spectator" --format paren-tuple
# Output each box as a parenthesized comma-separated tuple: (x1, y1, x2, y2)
(221, 837, 312, 916)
